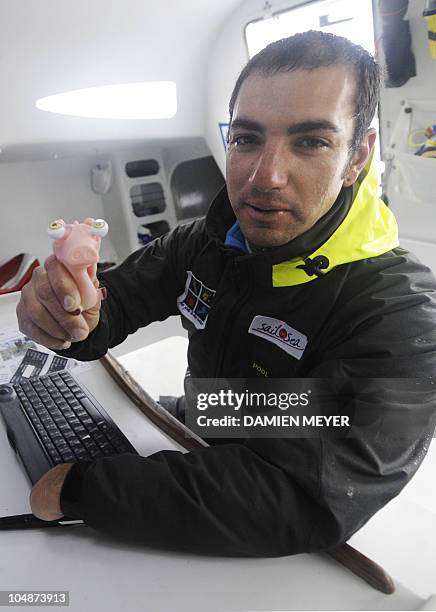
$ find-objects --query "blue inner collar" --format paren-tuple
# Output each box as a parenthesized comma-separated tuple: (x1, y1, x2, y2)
(224, 221, 248, 252)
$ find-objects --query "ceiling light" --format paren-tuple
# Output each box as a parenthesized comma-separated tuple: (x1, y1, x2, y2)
(35, 81, 177, 119)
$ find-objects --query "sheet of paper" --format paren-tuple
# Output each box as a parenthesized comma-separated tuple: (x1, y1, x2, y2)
(0, 327, 91, 383)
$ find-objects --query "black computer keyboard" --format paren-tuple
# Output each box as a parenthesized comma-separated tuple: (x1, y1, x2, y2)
(0, 370, 137, 483)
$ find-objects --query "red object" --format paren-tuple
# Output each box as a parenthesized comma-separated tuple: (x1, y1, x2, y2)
(0, 253, 40, 294)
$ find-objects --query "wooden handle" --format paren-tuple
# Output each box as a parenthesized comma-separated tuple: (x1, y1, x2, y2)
(327, 543, 395, 594)
(100, 351, 208, 451)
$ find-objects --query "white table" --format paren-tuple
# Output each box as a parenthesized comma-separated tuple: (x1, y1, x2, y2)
(0, 292, 433, 611)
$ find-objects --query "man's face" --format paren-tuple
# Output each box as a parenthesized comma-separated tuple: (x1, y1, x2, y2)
(226, 65, 373, 249)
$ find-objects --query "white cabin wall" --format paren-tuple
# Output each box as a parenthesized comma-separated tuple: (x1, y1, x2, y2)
(0, 156, 117, 264)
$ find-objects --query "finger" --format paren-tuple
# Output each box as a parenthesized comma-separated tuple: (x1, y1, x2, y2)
(30, 463, 74, 521)
(17, 299, 72, 350)
(21, 280, 89, 343)
(18, 288, 71, 342)
(44, 255, 82, 313)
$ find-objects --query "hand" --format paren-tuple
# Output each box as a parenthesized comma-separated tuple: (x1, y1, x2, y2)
(30, 463, 74, 521)
(16, 255, 103, 350)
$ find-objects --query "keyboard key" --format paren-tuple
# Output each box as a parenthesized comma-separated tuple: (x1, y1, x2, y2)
(45, 443, 58, 458)
(40, 433, 52, 446)
(79, 397, 105, 424)
(55, 441, 70, 454)
(101, 444, 115, 456)
(69, 438, 83, 449)
(61, 450, 76, 462)
(74, 447, 92, 460)
(34, 423, 46, 436)
(55, 399, 69, 410)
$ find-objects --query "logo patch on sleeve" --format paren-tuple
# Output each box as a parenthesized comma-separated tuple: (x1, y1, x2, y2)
(177, 271, 216, 330)
(248, 315, 307, 360)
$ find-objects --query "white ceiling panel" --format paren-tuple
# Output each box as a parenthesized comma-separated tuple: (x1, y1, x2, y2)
(0, 0, 242, 154)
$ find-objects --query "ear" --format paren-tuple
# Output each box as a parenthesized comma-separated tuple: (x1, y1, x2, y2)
(343, 129, 377, 187)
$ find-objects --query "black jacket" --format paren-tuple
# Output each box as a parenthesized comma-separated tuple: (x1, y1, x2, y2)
(59, 167, 436, 556)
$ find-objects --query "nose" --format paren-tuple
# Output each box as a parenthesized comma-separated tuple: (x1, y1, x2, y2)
(69, 246, 98, 265)
(248, 140, 289, 191)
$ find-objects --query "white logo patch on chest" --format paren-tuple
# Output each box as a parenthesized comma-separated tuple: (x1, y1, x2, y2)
(177, 271, 216, 330)
(248, 315, 307, 360)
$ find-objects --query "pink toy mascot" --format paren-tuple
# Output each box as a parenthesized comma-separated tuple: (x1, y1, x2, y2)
(48, 217, 109, 311)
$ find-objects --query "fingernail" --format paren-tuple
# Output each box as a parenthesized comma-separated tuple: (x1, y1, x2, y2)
(64, 296, 76, 311)
(71, 329, 88, 342)
(60, 341, 72, 350)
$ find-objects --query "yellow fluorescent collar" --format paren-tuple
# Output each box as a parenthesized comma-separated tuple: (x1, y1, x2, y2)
(272, 156, 399, 288)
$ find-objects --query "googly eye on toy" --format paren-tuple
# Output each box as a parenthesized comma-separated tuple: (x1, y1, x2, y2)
(47, 219, 66, 239)
(91, 219, 109, 237)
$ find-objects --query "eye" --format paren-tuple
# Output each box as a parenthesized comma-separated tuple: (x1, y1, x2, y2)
(229, 133, 259, 147)
(295, 137, 329, 150)
(91, 219, 109, 237)
(47, 219, 65, 239)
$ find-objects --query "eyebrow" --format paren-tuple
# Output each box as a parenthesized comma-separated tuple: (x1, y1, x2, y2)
(229, 117, 341, 135)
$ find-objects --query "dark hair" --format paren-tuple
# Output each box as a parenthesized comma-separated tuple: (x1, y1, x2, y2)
(229, 30, 381, 154)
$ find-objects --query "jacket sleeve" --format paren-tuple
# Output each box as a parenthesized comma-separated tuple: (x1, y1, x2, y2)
(59, 253, 436, 557)
(59, 392, 435, 558)
(57, 222, 200, 361)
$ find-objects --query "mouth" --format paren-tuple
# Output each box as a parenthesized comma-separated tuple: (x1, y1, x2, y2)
(242, 201, 292, 222)
(247, 203, 286, 212)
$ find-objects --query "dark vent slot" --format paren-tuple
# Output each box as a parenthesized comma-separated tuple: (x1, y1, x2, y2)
(130, 182, 166, 217)
(125, 159, 159, 178)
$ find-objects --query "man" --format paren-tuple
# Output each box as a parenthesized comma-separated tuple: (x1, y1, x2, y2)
(17, 31, 436, 555)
